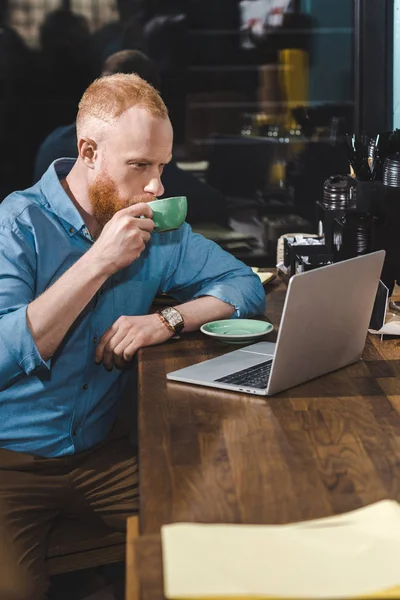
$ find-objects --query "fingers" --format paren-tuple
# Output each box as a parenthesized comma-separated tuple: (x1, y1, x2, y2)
(115, 204, 155, 235)
(122, 202, 154, 220)
(135, 217, 155, 233)
(117, 204, 154, 234)
(127, 231, 149, 258)
(113, 354, 131, 370)
(140, 230, 151, 244)
(96, 324, 138, 370)
(95, 324, 122, 369)
(114, 338, 138, 365)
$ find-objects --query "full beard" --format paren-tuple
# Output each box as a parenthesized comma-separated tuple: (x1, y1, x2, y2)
(88, 174, 155, 231)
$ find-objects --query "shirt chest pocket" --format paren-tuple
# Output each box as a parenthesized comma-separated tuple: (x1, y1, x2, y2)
(111, 279, 160, 317)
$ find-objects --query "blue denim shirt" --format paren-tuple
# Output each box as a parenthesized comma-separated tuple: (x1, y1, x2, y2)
(0, 159, 266, 457)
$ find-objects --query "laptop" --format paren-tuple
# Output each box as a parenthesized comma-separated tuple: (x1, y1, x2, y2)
(167, 251, 385, 396)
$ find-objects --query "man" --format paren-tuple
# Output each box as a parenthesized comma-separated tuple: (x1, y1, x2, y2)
(34, 49, 229, 227)
(0, 73, 265, 599)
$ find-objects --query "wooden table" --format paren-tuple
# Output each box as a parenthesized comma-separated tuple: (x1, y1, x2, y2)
(128, 273, 400, 598)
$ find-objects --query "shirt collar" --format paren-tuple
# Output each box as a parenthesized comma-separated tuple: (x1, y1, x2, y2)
(39, 158, 87, 237)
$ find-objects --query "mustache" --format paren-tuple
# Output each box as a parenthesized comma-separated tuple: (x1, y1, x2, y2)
(119, 194, 157, 208)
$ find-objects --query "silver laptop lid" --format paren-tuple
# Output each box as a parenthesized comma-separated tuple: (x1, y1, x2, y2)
(266, 250, 385, 395)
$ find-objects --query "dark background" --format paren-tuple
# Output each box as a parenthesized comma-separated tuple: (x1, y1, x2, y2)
(0, 0, 394, 265)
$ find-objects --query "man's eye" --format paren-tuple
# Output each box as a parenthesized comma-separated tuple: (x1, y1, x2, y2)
(131, 163, 147, 169)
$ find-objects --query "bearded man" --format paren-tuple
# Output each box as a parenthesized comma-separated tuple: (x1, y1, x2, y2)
(0, 73, 265, 600)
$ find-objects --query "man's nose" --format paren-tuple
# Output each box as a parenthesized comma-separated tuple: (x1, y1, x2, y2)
(144, 175, 164, 198)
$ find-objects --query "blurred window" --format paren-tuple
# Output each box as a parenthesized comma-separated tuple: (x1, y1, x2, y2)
(9, 0, 118, 46)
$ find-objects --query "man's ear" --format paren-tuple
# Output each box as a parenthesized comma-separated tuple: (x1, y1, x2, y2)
(78, 137, 98, 168)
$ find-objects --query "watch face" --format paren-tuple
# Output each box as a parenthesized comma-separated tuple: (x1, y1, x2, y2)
(164, 307, 184, 327)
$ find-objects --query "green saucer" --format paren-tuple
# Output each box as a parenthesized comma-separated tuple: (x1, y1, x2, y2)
(200, 319, 273, 344)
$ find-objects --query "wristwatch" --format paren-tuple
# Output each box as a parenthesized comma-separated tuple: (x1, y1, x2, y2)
(157, 307, 185, 335)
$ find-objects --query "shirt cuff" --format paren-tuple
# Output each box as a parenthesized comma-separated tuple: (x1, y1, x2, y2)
(0, 305, 51, 377)
(192, 282, 255, 318)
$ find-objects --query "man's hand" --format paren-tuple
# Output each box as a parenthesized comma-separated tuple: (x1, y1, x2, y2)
(95, 313, 174, 370)
(88, 202, 155, 277)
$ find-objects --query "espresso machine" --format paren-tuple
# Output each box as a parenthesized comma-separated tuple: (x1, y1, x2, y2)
(315, 134, 400, 294)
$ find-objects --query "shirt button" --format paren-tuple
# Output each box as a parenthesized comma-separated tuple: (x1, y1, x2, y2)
(83, 383, 89, 390)
(69, 227, 75, 234)
(93, 336, 98, 344)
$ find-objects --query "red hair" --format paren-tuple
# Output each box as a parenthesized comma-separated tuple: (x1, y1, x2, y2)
(76, 73, 168, 135)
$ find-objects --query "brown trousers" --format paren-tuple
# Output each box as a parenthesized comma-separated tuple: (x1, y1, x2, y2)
(0, 424, 138, 600)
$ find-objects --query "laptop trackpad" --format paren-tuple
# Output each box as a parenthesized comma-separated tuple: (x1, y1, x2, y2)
(240, 342, 276, 357)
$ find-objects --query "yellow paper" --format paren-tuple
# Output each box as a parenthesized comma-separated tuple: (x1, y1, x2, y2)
(162, 501, 400, 600)
(166, 590, 400, 600)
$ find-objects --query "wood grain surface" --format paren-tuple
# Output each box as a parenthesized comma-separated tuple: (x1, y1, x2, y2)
(138, 273, 400, 533)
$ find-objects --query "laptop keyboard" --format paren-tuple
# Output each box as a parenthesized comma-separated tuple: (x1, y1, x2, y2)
(215, 360, 273, 390)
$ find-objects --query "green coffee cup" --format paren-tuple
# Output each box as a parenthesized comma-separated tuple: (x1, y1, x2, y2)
(147, 196, 187, 232)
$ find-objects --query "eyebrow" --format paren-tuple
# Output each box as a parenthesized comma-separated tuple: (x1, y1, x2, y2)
(127, 155, 173, 165)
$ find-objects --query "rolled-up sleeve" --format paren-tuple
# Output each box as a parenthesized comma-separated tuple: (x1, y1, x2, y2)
(0, 228, 50, 390)
(159, 223, 266, 317)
